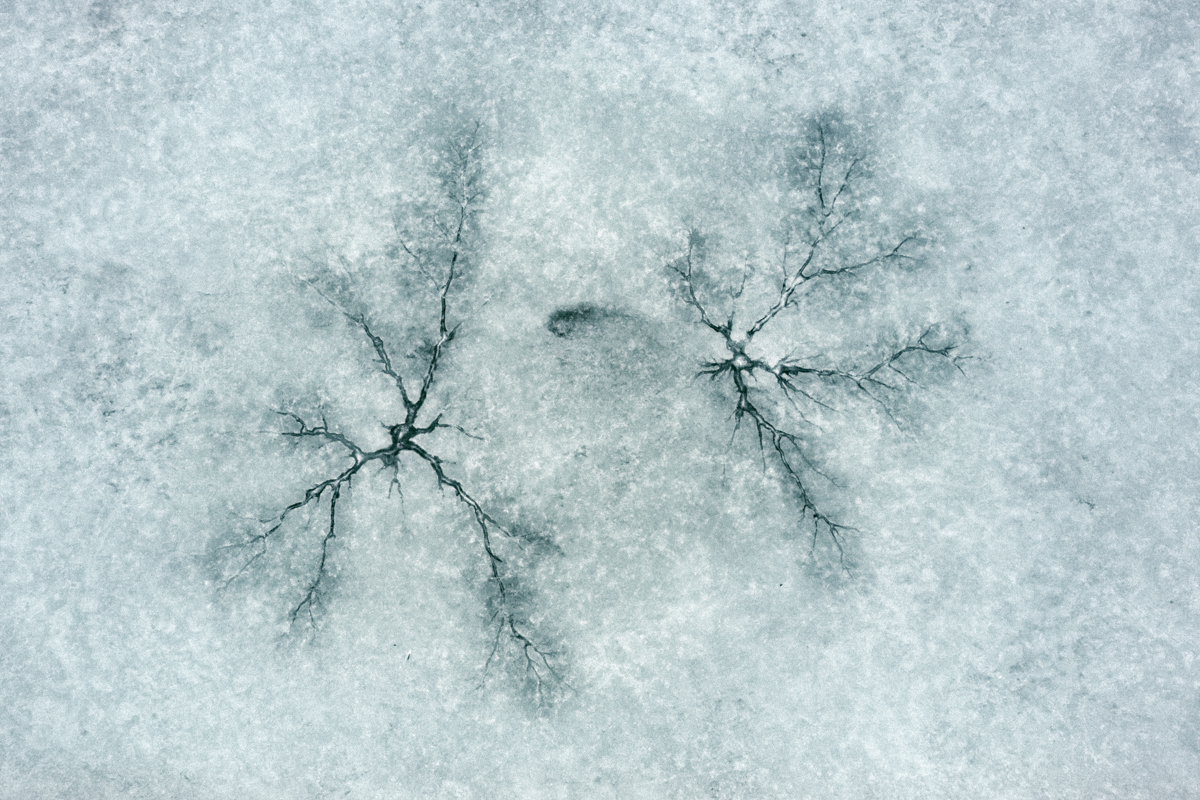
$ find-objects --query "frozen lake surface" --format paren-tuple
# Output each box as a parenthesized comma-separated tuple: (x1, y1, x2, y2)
(1, 2, 1198, 797)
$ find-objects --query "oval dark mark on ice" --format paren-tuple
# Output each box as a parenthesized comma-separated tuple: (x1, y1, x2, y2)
(546, 303, 619, 338)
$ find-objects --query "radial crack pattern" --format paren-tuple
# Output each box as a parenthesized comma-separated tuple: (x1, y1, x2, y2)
(225, 124, 567, 702)
(668, 116, 967, 564)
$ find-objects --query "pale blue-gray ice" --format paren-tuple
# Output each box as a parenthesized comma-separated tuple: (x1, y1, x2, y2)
(2, 2, 1197, 797)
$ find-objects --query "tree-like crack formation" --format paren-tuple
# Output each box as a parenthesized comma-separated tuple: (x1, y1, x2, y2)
(667, 115, 968, 565)
(224, 125, 568, 703)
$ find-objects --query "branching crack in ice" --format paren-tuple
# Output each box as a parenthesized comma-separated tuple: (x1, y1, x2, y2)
(224, 123, 569, 702)
(667, 116, 968, 566)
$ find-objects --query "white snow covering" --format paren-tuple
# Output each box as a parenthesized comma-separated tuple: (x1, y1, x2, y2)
(1, 1, 1197, 797)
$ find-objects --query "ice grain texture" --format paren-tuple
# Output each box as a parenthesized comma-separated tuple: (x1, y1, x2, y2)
(1, 1, 1198, 798)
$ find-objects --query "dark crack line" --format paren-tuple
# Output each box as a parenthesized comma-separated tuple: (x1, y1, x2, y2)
(669, 118, 965, 564)
(226, 123, 567, 701)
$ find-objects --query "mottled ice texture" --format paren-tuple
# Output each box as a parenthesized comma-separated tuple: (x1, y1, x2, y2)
(2, 1, 1198, 797)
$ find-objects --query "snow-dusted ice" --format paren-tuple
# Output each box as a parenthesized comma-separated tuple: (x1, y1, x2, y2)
(2, 2, 1198, 798)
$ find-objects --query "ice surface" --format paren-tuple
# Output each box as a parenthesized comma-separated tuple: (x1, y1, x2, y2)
(2, 1, 1198, 797)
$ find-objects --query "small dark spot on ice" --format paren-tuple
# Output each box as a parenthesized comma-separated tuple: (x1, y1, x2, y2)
(547, 303, 606, 337)
(546, 303, 633, 338)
